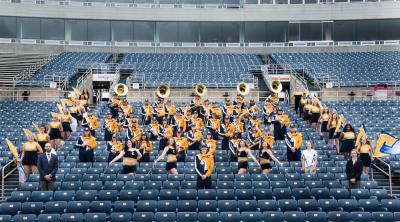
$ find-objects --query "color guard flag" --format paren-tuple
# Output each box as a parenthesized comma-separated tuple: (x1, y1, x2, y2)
(5, 139, 18, 161)
(22, 128, 35, 139)
(32, 122, 40, 133)
(373, 131, 399, 158)
(355, 124, 367, 147)
(334, 114, 346, 133)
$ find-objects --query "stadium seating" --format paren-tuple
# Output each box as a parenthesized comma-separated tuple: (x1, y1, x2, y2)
(121, 53, 263, 87)
(17, 52, 112, 87)
(270, 51, 400, 86)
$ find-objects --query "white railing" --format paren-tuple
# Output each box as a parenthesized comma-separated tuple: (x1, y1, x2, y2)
(371, 157, 393, 196)
(1, 160, 18, 200)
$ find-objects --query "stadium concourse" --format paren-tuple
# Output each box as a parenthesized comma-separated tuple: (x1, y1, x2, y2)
(0, 96, 398, 222)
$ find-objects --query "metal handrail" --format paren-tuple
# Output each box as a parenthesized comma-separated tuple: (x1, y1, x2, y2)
(1, 159, 18, 200)
(371, 157, 392, 196)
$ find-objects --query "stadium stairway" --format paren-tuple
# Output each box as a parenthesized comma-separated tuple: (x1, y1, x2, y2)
(2, 170, 19, 200)
(372, 165, 400, 196)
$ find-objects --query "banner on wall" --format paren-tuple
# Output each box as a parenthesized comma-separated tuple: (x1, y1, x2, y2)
(93, 74, 115, 82)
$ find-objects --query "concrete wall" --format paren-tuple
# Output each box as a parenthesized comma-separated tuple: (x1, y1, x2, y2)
(1, 2, 400, 21)
(1, 43, 400, 54)
(0, 88, 63, 101)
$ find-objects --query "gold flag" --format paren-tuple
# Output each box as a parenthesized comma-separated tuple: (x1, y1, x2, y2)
(6, 139, 18, 161)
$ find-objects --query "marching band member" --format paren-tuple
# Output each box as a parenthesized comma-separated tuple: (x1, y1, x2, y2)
(103, 112, 118, 141)
(319, 107, 330, 144)
(109, 140, 142, 175)
(357, 137, 373, 175)
(232, 117, 244, 138)
(155, 137, 178, 174)
(120, 100, 133, 116)
(303, 100, 312, 124)
(272, 108, 291, 140)
(137, 134, 151, 162)
(249, 115, 262, 131)
(107, 134, 123, 163)
(179, 102, 190, 118)
(187, 124, 202, 150)
(248, 100, 259, 118)
(237, 140, 260, 174)
(190, 94, 203, 113)
(124, 112, 140, 130)
(158, 117, 173, 150)
(126, 121, 142, 143)
(82, 110, 99, 137)
(262, 100, 274, 125)
(210, 103, 222, 118)
(190, 112, 204, 132)
(184, 109, 192, 132)
(149, 117, 159, 141)
(299, 92, 308, 118)
(108, 94, 120, 118)
(259, 141, 282, 175)
(116, 109, 127, 132)
(60, 109, 72, 139)
(141, 99, 153, 125)
(220, 116, 234, 150)
(165, 99, 176, 123)
(75, 127, 97, 162)
(339, 123, 356, 159)
(200, 99, 211, 121)
(229, 132, 241, 161)
(293, 87, 303, 114)
(174, 130, 189, 162)
(153, 102, 166, 124)
(70, 100, 83, 127)
(48, 115, 63, 150)
(248, 125, 262, 149)
(222, 99, 234, 121)
(205, 132, 217, 156)
(328, 112, 340, 153)
(261, 128, 275, 149)
(195, 144, 214, 189)
(20, 134, 43, 177)
(285, 125, 303, 162)
(206, 113, 221, 140)
(268, 93, 279, 106)
(171, 109, 187, 134)
(36, 125, 50, 150)
(233, 103, 243, 119)
(233, 94, 245, 108)
(310, 98, 321, 132)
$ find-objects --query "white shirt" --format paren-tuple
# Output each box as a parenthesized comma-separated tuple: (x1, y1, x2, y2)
(301, 149, 318, 168)
(46, 152, 51, 162)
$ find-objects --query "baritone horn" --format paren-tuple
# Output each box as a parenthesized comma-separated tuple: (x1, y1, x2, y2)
(156, 84, 170, 99)
(237, 82, 250, 96)
(195, 83, 207, 97)
(114, 83, 129, 97)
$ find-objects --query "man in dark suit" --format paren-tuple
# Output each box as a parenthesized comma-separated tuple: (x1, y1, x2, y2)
(345, 149, 363, 189)
(37, 143, 58, 191)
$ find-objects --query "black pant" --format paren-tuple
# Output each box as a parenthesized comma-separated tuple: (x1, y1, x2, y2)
(40, 179, 55, 191)
(287, 148, 301, 162)
(189, 142, 200, 150)
(348, 180, 361, 189)
(294, 95, 302, 114)
(222, 138, 230, 150)
(79, 149, 94, 162)
(90, 130, 96, 137)
(104, 130, 112, 142)
(197, 175, 212, 189)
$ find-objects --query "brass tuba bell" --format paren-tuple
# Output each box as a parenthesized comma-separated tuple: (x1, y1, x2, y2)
(269, 80, 282, 94)
(195, 83, 207, 97)
(114, 83, 129, 97)
(237, 82, 250, 96)
(156, 84, 170, 99)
